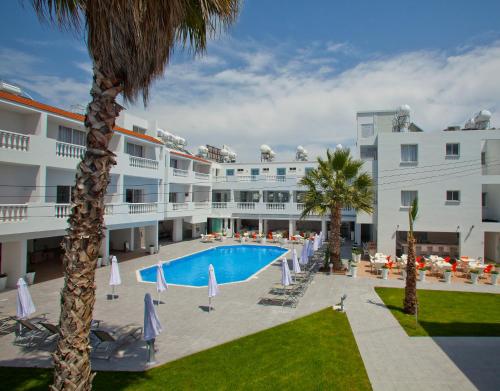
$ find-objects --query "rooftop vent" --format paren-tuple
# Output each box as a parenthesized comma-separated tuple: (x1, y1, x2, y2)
(464, 110, 492, 130)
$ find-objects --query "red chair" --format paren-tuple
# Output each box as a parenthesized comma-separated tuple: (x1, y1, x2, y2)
(267, 232, 273, 240)
(444, 256, 451, 263)
(483, 264, 493, 274)
(451, 262, 458, 273)
(235, 232, 240, 239)
(386, 255, 392, 262)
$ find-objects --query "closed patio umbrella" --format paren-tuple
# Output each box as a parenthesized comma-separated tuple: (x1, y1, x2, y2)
(300, 240, 309, 265)
(292, 249, 301, 277)
(156, 262, 168, 306)
(143, 293, 162, 364)
(313, 235, 319, 251)
(16, 278, 35, 319)
(109, 255, 121, 299)
(208, 264, 219, 312)
(281, 258, 293, 288)
(308, 238, 314, 257)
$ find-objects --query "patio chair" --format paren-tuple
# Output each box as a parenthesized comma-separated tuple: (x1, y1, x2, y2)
(91, 325, 143, 360)
(15, 319, 55, 348)
(0, 315, 17, 336)
(258, 293, 297, 308)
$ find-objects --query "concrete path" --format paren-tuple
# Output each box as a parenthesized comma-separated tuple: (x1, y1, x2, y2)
(0, 240, 498, 391)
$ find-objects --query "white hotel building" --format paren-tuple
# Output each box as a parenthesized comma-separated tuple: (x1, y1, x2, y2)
(0, 88, 498, 287)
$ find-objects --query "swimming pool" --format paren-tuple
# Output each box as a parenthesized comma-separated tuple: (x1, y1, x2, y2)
(137, 245, 288, 287)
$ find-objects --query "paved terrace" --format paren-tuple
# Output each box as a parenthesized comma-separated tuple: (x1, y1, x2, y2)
(0, 240, 498, 391)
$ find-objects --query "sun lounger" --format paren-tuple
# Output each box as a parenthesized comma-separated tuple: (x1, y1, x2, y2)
(15, 319, 55, 348)
(258, 294, 297, 308)
(91, 325, 143, 359)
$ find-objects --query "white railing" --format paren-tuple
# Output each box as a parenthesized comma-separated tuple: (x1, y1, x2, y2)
(104, 204, 115, 215)
(237, 175, 256, 182)
(212, 202, 228, 209)
(128, 202, 157, 214)
(266, 202, 286, 210)
(265, 175, 286, 182)
(237, 202, 255, 210)
(172, 202, 189, 210)
(129, 155, 159, 170)
(194, 172, 210, 180)
(56, 141, 86, 159)
(55, 204, 71, 218)
(173, 168, 189, 177)
(0, 204, 28, 222)
(0, 130, 30, 151)
(296, 203, 305, 211)
(194, 201, 209, 209)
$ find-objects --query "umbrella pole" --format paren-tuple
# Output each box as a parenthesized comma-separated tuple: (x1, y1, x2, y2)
(157, 291, 160, 306)
(112, 285, 115, 300)
(208, 297, 211, 312)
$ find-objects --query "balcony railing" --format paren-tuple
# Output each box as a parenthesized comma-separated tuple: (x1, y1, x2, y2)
(266, 202, 286, 210)
(266, 175, 286, 182)
(212, 202, 228, 209)
(128, 202, 157, 214)
(237, 202, 255, 210)
(0, 130, 30, 151)
(296, 203, 305, 211)
(0, 204, 28, 222)
(56, 141, 86, 159)
(104, 203, 115, 215)
(129, 155, 159, 170)
(172, 202, 189, 210)
(173, 168, 189, 177)
(55, 204, 71, 218)
(194, 172, 210, 180)
(194, 201, 210, 209)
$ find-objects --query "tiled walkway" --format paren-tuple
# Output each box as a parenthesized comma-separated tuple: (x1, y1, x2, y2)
(0, 240, 498, 390)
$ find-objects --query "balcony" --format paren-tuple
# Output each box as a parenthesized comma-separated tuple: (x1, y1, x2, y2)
(194, 201, 210, 209)
(129, 155, 159, 170)
(212, 202, 228, 209)
(237, 202, 256, 210)
(171, 202, 189, 211)
(55, 204, 71, 218)
(0, 204, 28, 222)
(0, 130, 30, 151)
(266, 202, 285, 211)
(194, 172, 210, 180)
(56, 141, 86, 159)
(173, 168, 189, 177)
(128, 202, 157, 214)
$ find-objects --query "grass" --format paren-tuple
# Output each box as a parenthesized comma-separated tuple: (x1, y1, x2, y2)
(0, 308, 371, 390)
(375, 287, 500, 337)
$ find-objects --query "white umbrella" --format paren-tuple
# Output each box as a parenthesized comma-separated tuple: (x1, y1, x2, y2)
(300, 240, 309, 265)
(208, 264, 219, 312)
(308, 238, 314, 256)
(313, 235, 319, 251)
(109, 255, 121, 299)
(16, 278, 35, 319)
(292, 249, 301, 275)
(143, 293, 163, 364)
(156, 262, 168, 305)
(281, 258, 293, 287)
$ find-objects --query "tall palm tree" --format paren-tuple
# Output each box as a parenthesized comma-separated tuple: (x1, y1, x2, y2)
(30, 1, 239, 390)
(299, 148, 373, 270)
(403, 198, 418, 314)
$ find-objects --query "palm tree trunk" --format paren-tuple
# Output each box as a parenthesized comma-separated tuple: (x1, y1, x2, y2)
(330, 205, 342, 270)
(51, 66, 122, 391)
(403, 234, 418, 315)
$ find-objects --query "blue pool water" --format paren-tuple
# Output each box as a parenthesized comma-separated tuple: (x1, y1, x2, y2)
(138, 245, 288, 287)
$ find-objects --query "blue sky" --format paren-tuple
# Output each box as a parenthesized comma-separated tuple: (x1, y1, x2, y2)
(1, 0, 500, 160)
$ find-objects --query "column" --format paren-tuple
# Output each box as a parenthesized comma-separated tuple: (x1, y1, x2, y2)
(355, 223, 362, 245)
(236, 218, 241, 233)
(1, 240, 27, 288)
(36, 166, 47, 202)
(173, 218, 183, 242)
(145, 223, 159, 252)
(129, 227, 135, 250)
(321, 217, 327, 239)
(100, 230, 110, 260)
(117, 174, 125, 203)
(289, 219, 296, 238)
(263, 219, 268, 235)
(258, 218, 263, 234)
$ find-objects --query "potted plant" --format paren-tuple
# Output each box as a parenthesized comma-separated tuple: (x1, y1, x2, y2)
(470, 269, 480, 285)
(443, 269, 452, 284)
(25, 266, 36, 285)
(418, 266, 428, 282)
(350, 261, 359, 278)
(0, 273, 7, 291)
(149, 244, 155, 255)
(490, 270, 498, 285)
(351, 248, 362, 263)
(381, 264, 389, 280)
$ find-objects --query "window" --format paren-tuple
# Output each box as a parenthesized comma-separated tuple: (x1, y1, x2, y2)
(361, 123, 374, 138)
(250, 168, 260, 176)
(169, 192, 177, 203)
(226, 169, 235, 176)
(289, 167, 297, 172)
(401, 190, 417, 207)
(126, 142, 144, 157)
(56, 185, 71, 204)
(237, 168, 244, 173)
(401, 144, 418, 163)
(360, 146, 377, 160)
(482, 192, 487, 207)
(481, 152, 486, 165)
(132, 125, 147, 134)
(446, 191, 460, 202)
(277, 168, 286, 176)
(262, 168, 269, 172)
(58, 126, 85, 146)
(446, 143, 460, 158)
(126, 189, 143, 203)
(170, 159, 178, 168)
(305, 167, 314, 175)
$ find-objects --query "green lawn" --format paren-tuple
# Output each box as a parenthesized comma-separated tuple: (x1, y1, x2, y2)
(375, 287, 500, 337)
(0, 308, 371, 391)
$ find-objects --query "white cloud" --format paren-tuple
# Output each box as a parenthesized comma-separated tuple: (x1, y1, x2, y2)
(126, 40, 500, 162)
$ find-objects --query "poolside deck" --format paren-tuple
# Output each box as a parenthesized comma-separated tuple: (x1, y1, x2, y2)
(0, 239, 498, 390)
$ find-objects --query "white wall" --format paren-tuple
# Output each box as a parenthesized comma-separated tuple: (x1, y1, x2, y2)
(0, 164, 39, 203)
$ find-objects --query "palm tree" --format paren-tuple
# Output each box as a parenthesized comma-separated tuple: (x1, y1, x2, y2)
(30, 1, 240, 389)
(299, 148, 374, 270)
(403, 198, 418, 314)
